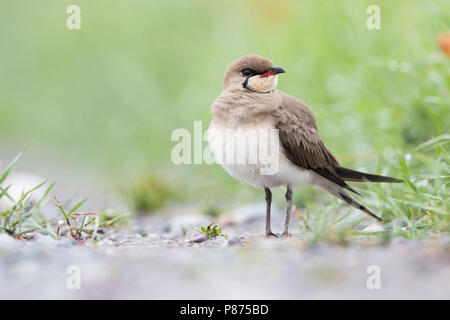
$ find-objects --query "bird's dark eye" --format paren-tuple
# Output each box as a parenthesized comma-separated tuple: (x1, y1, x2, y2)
(241, 69, 254, 77)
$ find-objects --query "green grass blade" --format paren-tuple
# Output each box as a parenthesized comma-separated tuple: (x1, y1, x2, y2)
(0, 145, 30, 184)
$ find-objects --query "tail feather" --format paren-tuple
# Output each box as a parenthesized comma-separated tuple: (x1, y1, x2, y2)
(313, 174, 383, 222)
(336, 167, 403, 183)
(337, 190, 383, 222)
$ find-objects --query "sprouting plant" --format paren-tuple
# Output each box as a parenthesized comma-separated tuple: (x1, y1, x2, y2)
(198, 223, 227, 240)
(0, 148, 129, 241)
(54, 197, 129, 241)
(0, 147, 54, 239)
(54, 196, 94, 240)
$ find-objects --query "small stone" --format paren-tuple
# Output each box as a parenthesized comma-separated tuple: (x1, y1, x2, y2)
(227, 236, 242, 246)
(190, 235, 208, 244)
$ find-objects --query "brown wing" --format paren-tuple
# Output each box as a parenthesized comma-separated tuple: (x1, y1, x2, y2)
(275, 92, 339, 171)
(274, 92, 361, 194)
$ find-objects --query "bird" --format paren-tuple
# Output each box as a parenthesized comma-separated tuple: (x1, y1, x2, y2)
(207, 54, 403, 238)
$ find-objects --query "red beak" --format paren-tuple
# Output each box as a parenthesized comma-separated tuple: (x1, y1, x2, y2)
(260, 66, 286, 77)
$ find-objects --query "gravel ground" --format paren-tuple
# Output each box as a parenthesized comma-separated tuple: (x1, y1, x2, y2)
(1, 206, 449, 300)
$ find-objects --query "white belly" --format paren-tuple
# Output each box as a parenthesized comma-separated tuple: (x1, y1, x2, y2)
(207, 121, 312, 189)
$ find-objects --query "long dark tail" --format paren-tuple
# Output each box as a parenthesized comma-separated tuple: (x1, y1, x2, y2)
(314, 174, 384, 222)
(336, 167, 404, 183)
(338, 190, 383, 222)
(313, 167, 403, 222)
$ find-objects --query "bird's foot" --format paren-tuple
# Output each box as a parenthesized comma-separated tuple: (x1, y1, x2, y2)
(265, 231, 278, 238)
(281, 231, 290, 238)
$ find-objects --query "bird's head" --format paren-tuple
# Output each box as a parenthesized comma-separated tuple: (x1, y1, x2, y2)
(222, 54, 285, 93)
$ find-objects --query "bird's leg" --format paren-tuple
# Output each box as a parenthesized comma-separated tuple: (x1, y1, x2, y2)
(264, 188, 276, 238)
(282, 185, 293, 237)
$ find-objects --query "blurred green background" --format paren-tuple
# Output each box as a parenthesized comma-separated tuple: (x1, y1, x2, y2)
(0, 0, 448, 212)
